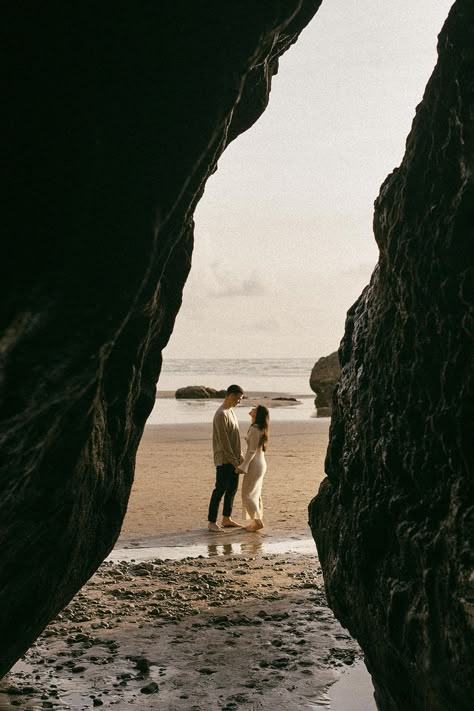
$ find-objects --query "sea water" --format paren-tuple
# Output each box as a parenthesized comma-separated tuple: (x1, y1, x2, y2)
(157, 356, 316, 394)
(147, 357, 318, 425)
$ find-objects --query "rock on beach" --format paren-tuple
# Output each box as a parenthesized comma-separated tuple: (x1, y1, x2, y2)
(175, 386, 228, 399)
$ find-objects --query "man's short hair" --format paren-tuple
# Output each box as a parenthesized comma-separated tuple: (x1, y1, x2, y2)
(227, 384, 244, 395)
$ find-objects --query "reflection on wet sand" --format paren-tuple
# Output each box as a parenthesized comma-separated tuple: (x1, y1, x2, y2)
(241, 539, 264, 554)
(107, 534, 316, 563)
(208, 542, 234, 556)
(207, 539, 264, 557)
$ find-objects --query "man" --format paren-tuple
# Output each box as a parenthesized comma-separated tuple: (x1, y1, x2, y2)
(207, 384, 244, 532)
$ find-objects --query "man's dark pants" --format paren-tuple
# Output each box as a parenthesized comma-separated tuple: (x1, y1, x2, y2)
(208, 463, 239, 522)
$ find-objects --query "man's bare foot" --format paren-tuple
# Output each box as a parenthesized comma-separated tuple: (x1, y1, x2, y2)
(245, 520, 264, 532)
(208, 522, 224, 532)
(221, 517, 244, 528)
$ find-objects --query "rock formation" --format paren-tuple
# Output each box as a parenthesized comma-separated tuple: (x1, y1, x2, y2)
(0, 1, 322, 677)
(309, 2, 474, 710)
(175, 386, 227, 399)
(309, 351, 341, 416)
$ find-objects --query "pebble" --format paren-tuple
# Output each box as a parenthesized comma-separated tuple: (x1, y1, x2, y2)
(71, 666, 86, 674)
(140, 681, 159, 694)
(130, 656, 151, 674)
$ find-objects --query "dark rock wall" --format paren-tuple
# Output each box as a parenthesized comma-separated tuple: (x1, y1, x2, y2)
(310, 2, 474, 710)
(0, 1, 321, 677)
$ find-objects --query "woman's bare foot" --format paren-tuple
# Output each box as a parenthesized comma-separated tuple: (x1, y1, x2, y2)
(208, 522, 224, 532)
(245, 520, 264, 532)
(221, 517, 244, 528)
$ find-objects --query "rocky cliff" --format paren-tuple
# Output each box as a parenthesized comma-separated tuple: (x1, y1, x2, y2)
(309, 351, 341, 416)
(0, 1, 321, 677)
(309, 2, 474, 710)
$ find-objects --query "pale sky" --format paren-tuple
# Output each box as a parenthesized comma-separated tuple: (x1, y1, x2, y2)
(164, 0, 454, 360)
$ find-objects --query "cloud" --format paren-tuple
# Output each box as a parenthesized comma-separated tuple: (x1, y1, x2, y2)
(205, 267, 267, 298)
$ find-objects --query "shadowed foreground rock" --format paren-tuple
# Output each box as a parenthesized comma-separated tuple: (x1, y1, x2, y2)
(309, 351, 341, 416)
(310, 2, 474, 710)
(0, 1, 321, 677)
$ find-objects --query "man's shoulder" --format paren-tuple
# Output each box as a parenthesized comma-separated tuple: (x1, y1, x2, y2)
(213, 405, 237, 424)
(213, 405, 227, 421)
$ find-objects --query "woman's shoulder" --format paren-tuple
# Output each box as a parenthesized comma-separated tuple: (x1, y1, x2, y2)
(248, 424, 262, 441)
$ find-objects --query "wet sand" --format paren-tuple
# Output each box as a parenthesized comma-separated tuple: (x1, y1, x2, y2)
(0, 417, 376, 710)
(119, 418, 329, 543)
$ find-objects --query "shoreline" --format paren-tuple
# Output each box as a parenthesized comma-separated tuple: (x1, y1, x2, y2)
(146, 393, 320, 427)
(156, 390, 315, 399)
(110, 527, 317, 563)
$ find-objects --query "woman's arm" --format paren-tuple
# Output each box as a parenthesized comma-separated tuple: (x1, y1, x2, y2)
(237, 426, 260, 473)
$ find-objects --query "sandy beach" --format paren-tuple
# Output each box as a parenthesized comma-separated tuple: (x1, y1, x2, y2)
(119, 417, 329, 543)
(0, 415, 376, 710)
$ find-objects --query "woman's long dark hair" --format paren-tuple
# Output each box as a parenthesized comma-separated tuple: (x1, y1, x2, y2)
(253, 405, 270, 451)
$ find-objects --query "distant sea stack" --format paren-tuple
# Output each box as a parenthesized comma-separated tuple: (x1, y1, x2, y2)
(309, 352, 341, 416)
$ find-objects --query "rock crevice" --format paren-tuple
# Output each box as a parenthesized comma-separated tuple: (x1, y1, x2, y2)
(310, 2, 474, 709)
(0, 1, 321, 677)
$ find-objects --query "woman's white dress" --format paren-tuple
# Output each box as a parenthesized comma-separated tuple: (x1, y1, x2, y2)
(239, 425, 267, 520)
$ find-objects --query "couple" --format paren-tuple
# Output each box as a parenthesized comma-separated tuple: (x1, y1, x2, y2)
(207, 384, 269, 533)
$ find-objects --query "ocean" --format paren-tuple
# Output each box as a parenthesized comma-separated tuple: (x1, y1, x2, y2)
(147, 357, 318, 425)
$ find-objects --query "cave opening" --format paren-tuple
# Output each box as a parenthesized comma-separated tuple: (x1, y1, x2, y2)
(160, 0, 451, 364)
(1, 2, 469, 710)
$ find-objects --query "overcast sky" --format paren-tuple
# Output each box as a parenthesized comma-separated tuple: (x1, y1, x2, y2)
(163, 0, 454, 360)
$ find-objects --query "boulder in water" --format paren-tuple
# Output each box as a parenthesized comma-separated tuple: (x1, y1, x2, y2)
(175, 386, 227, 399)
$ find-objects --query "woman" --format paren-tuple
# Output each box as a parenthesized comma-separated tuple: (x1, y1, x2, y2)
(238, 404, 269, 532)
